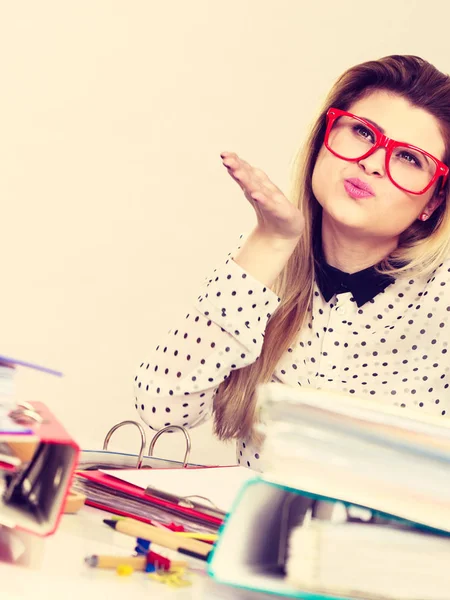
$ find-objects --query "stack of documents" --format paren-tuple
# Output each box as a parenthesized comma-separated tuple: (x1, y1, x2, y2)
(207, 384, 450, 600)
(258, 383, 450, 532)
(286, 520, 450, 600)
(75, 465, 254, 534)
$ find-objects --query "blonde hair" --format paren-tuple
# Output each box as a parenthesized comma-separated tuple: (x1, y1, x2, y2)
(213, 55, 450, 441)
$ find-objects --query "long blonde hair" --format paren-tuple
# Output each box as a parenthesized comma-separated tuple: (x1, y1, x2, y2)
(213, 55, 450, 441)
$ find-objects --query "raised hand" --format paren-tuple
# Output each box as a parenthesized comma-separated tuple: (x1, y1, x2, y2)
(221, 152, 304, 241)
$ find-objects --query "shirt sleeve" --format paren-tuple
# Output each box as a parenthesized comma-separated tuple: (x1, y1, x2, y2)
(133, 241, 281, 432)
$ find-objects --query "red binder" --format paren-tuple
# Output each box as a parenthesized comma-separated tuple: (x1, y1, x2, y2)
(76, 469, 224, 530)
(0, 401, 80, 536)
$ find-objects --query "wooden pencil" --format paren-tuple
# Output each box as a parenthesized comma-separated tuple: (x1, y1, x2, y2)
(103, 518, 213, 560)
(85, 554, 187, 570)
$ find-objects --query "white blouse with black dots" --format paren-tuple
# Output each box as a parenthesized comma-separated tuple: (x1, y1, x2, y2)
(134, 244, 450, 472)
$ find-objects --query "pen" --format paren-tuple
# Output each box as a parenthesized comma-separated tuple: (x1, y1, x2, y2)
(85, 554, 188, 570)
(103, 518, 213, 561)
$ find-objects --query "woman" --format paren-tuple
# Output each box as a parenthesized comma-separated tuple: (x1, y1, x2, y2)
(134, 55, 450, 470)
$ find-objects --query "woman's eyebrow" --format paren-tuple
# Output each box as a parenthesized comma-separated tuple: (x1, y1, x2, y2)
(362, 115, 385, 133)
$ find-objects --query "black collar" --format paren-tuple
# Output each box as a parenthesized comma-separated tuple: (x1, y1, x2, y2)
(313, 226, 395, 308)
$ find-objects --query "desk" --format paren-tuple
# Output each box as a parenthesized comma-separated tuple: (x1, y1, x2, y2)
(0, 505, 266, 600)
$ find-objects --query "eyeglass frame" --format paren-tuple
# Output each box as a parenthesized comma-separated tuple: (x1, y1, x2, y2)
(324, 107, 449, 196)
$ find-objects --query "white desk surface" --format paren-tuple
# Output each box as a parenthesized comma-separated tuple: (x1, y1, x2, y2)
(0, 505, 265, 600)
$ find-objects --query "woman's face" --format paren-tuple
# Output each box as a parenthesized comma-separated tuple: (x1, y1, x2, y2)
(312, 90, 446, 239)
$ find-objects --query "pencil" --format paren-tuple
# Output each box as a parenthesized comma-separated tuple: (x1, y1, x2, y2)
(103, 518, 213, 561)
(84, 554, 188, 570)
(175, 532, 218, 542)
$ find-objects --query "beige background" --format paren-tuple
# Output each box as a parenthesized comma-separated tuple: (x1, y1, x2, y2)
(1, 0, 449, 465)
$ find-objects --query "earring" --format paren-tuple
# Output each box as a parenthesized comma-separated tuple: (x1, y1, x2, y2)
(419, 212, 428, 221)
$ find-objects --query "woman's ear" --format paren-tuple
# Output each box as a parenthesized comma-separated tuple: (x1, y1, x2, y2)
(424, 189, 445, 218)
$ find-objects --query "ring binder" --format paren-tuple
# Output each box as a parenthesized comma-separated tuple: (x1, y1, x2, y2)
(103, 420, 147, 469)
(0, 401, 80, 536)
(102, 421, 192, 469)
(8, 402, 44, 425)
(148, 425, 191, 468)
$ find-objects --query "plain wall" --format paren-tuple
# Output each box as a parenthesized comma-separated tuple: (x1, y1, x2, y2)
(2, 0, 450, 465)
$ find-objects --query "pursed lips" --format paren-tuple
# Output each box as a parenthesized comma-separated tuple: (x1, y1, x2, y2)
(344, 178, 375, 198)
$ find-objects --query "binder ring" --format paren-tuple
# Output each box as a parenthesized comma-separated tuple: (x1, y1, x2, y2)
(148, 425, 191, 468)
(103, 420, 147, 469)
(9, 406, 44, 425)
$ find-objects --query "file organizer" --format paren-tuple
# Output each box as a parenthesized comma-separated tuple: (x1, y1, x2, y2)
(75, 419, 226, 530)
(208, 476, 349, 600)
(207, 383, 450, 599)
(0, 401, 79, 536)
(208, 475, 450, 600)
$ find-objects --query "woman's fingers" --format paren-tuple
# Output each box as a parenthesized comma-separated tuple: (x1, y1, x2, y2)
(221, 152, 275, 199)
(220, 151, 304, 240)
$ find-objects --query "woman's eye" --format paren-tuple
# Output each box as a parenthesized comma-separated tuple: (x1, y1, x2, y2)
(354, 125, 375, 143)
(398, 151, 422, 168)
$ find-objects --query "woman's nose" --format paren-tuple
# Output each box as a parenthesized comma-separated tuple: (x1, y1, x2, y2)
(358, 147, 386, 177)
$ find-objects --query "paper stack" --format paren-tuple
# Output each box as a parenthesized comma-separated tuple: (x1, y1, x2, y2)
(286, 520, 450, 600)
(207, 383, 450, 600)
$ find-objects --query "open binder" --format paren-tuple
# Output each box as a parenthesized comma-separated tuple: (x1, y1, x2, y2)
(78, 420, 197, 471)
(75, 418, 244, 533)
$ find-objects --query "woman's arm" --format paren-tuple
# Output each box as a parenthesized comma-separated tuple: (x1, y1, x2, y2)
(134, 242, 282, 431)
(134, 152, 303, 432)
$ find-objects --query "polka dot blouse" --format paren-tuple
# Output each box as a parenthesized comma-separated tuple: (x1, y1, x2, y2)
(134, 237, 450, 472)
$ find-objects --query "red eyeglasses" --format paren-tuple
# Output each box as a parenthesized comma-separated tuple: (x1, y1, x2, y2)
(324, 107, 449, 195)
